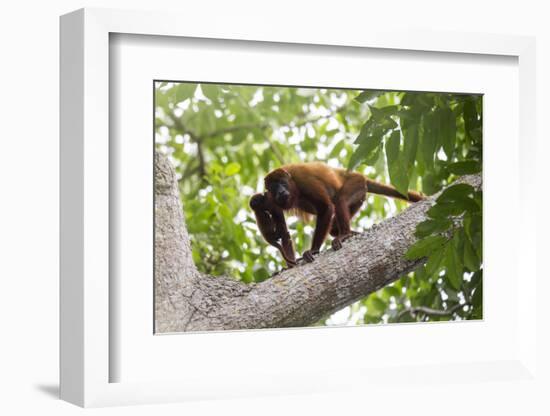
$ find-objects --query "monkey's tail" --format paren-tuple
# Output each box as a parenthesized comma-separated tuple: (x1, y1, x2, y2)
(365, 178, 425, 202)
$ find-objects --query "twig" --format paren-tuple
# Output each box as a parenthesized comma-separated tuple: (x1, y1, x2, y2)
(398, 303, 467, 321)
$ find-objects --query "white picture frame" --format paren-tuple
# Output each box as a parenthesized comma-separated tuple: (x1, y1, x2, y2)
(60, 7, 538, 408)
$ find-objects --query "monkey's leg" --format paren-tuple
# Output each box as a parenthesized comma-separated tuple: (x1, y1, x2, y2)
(329, 214, 340, 237)
(348, 200, 364, 219)
(330, 200, 362, 237)
(332, 174, 366, 250)
(332, 200, 365, 250)
(332, 199, 351, 250)
(335, 201, 362, 238)
(329, 223, 338, 237)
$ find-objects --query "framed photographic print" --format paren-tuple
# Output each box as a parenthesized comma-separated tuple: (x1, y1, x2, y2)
(60, 7, 539, 408)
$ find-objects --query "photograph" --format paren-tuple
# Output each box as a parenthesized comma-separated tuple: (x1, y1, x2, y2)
(154, 81, 483, 333)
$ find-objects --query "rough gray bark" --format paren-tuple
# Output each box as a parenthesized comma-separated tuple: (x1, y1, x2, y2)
(154, 153, 482, 333)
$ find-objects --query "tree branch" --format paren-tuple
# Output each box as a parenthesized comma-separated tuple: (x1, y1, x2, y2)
(154, 153, 482, 333)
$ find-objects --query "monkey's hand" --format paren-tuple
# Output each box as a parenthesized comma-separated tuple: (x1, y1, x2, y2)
(302, 249, 319, 263)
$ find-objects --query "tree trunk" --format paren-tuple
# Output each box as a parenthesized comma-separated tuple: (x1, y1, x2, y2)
(154, 153, 482, 333)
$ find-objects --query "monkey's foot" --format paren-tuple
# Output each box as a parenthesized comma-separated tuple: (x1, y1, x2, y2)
(302, 250, 319, 263)
(331, 232, 359, 251)
(285, 259, 297, 268)
(272, 267, 290, 277)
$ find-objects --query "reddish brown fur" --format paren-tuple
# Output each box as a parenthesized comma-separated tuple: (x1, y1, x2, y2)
(261, 162, 425, 263)
(249, 193, 296, 267)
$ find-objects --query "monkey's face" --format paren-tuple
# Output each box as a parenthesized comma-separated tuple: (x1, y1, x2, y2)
(265, 168, 294, 209)
(268, 180, 292, 208)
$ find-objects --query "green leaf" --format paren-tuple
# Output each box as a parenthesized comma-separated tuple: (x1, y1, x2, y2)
(398, 108, 421, 125)
(472, 283, 483, 309)
(421, 172, 441, 195)
(363, 144, 382, 166)
(224, 162, 241, 176)
(444, 234, 463, 290)
(463, 234, 480, 272)
(367, 296, 387, 314)
(368, 106, 399, 129)
(232, 240, 244, 262)
(201, 84, 219, 101)
(447, 161, 481, 175)
(418, 94, 434, 108)
(400, 92, 417, 107)
(156, 90, 168, 109)
(348, 141, 373, 171)
(355, 90, 383, 103)
(231, 130, 247, 145)
(437, 184, 480, 213)
(465, 213, 482, 258)
(368, 105, 384, 120)
(437, 183, 475, 203)
(329, 139, 346, 158)
(348, 123, 385, 170)
(425, 246, 445, 276)
(403, 124, 419, 173)
(470, 270, 482, 289)
(378, 105, 400, 116)
(384, 286, 402, 298)
(440, 107, 456, 159)
(426, 201, 466, 219)
(469, 127, 482, 142)
(385, 130, 409, 196)
(414, 219, 452, 238)
(353, 119, 374, 144)
(219, 204, 232, 218)
(405, 235, 447, 260)
(253, 267, 270, 282)
(420, 113, 437, 170)
(463, 99, 479, 141)
(385, 130, 400, 161)
(174, 83, 197, 103)
(456, 196, 481, 213)
(226, 239, 241, 260)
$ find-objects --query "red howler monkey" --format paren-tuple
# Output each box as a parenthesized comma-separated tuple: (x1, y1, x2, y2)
(249, 193, 297, 267)
(261, 162, 425, 263)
